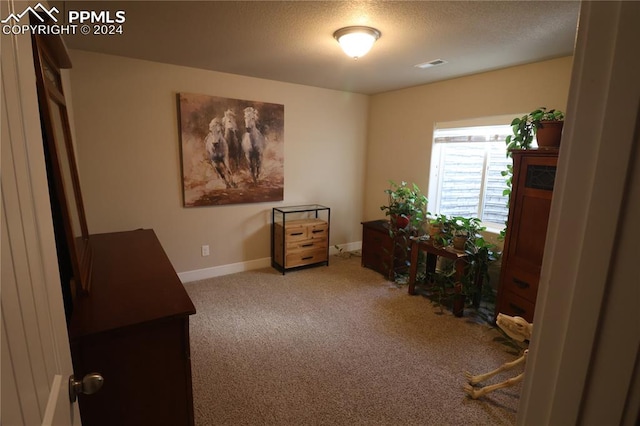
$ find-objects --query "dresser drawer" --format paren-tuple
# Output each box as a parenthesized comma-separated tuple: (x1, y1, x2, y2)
(276, 237, 328, 266)
(286, 238, 328, 251)
(276, 219, 327, 242)
(285, 247, 328, 268)
(363, 228, 391, 252)
(307, 222, 328, 240)
(498, 291, 536, 323)
(501, 266, 539, 302)
(282, 223, 309, 242)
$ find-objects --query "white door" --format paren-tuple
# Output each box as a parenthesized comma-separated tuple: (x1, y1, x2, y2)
(1, 1, 81, 424)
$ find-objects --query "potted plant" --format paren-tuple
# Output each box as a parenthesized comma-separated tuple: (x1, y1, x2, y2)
(426, 228, 500, 317)
(378, 181, 428, 285)
(506, 107, 565, 151)
(426, 261, 457, 313)
(461, 236, 500, 310)
(450, 236, 500, 317)
(380, 180, 428, 230)
(501, 107, 564, 239)
(427, 213, 450, 245)
(531, 107, 565, 147)
(425, 259, 468, 318)
(450, 216, 484, 251)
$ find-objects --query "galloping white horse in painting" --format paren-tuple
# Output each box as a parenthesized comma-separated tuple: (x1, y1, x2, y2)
(204, 117, 235, 188)
(242, 106, 266, 183)
(222, 109, 243, 173)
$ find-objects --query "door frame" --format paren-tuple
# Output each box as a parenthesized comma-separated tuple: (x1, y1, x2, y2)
(518, 1, 640, 424)
(1, 0, 80, 424)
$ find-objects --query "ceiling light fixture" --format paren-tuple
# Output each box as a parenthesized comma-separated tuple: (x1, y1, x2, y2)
(333, 26, 381, 59)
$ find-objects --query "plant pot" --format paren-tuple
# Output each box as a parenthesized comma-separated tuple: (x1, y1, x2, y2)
(452, 235, 468, 251)
(429, 225, 444, 247)
(428, 224, 440, 236)
(392, 214, 410, 229)
(536, 121, 563, 147)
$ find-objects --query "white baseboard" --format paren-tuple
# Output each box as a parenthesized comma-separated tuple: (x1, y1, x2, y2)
(179, 241, 362, 284)
(179, 257, 271, 283)
(330, 241, 362, 254)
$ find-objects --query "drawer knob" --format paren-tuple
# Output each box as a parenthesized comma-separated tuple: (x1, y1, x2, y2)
(512, 277, 530, 289)
(302, 256, 313, 260)
(301, 243, 314, 248)
(291, 232, 304, 236)
(312, 229, 324, 234)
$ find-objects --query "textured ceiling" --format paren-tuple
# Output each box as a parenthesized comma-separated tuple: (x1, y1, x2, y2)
(59, 1, 580, 95)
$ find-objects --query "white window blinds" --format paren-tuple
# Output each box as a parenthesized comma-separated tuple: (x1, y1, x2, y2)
(429, 124, 512, 229)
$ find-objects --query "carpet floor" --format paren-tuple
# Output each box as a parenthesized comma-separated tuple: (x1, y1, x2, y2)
(185, 255, 522, 425)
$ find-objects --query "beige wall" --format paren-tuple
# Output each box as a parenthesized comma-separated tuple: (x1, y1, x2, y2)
(69, 51, 573, 275)
(68, 50, 369, 274)
(364, 56, 574, 222)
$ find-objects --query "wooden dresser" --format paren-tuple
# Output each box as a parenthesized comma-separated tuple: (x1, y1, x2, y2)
(272, 205, 330, 274)
(69, 229, 196, 426)
(361, 220, 394, 279)
(274, 218, 329, 269)
(495, 149, 558, 322)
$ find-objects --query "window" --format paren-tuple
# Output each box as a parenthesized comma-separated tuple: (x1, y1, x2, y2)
(428, 123, 514, 231)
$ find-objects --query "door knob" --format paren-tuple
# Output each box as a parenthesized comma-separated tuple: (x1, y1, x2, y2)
(69, 373, 104, 403)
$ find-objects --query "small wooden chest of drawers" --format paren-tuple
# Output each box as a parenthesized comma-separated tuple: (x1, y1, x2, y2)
(271, 205, 330, 274)
(361, 220, 394, 279)
(274, 218, 328, 268)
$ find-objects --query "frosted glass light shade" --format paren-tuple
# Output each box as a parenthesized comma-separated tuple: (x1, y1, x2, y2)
(333, 26, 381, 59)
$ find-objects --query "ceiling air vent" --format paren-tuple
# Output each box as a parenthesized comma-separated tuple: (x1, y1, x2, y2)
(414, 59, 448, 69)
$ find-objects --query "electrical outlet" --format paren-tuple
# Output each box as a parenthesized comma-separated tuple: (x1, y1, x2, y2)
(201, 245, 210, 257)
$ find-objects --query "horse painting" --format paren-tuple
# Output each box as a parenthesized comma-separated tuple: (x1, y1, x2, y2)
(242, 106, 266, 183)
(178, 92, 284, 207)
(204, 117, 236, 188)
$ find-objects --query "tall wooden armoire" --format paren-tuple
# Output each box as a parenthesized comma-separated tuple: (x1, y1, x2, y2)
(495, 148, 559, 323)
